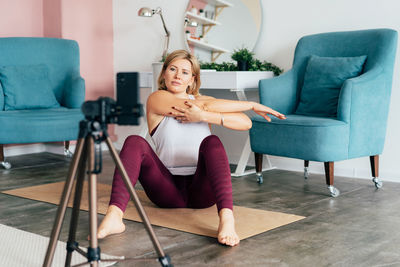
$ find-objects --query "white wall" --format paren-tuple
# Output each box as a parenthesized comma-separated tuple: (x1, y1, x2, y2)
(113, 0, 400, 182)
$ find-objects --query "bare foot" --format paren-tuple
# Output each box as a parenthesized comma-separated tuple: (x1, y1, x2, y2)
(97, 205, 126, 239)
(217, 208, 240, 246)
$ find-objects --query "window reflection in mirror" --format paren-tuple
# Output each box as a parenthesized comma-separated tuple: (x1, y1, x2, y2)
(185, 0, 261, 63)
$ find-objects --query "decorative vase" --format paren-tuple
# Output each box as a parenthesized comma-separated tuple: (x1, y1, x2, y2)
(237, 60, 249, 71)
(190, 6, 198, 14)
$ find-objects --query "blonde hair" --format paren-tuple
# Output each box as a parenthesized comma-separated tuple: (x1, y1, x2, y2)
(157, 49, 201, 95)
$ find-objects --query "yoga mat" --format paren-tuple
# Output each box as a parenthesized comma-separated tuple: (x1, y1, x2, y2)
(0, 223, 122, 267)
(2, 182, 305, 240)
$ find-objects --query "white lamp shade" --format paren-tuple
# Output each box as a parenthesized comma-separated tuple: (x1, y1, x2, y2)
(138, 7, 153, 17)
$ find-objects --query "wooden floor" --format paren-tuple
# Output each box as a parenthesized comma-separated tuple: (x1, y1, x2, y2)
(1, 152, 400, 266)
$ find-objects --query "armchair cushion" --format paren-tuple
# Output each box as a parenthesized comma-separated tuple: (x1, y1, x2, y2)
(250, 114, 350, 161)
(0, 64, 60, 111)
(0, 108, 82, 144)
(295, 55, 367, 117)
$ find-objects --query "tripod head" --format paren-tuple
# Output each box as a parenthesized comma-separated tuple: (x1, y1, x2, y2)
(79, 92, 143, 174)
(81, 96, 143, 128)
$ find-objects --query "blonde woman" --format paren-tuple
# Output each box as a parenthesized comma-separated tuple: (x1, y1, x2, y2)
(98, 50, 286, 246)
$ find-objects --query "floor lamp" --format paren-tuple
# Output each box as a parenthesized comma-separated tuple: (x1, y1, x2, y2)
(138, 7, 170, 60)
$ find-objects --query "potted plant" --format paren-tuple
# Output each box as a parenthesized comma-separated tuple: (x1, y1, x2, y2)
(231, 47, 254, 71)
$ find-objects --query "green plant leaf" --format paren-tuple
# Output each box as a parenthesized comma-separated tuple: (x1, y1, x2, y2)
(231, 47, 254, 62)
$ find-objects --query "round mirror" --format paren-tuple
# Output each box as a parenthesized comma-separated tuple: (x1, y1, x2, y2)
(184, 0, 261, 63)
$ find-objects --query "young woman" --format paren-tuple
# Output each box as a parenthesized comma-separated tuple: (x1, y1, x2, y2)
(98, 50, 286, 247)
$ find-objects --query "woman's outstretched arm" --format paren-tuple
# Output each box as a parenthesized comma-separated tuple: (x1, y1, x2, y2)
(171, 95, 286, 131)
(194, 97, 286, 122)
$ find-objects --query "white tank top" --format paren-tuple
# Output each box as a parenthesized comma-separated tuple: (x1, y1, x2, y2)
(151, 95, 211, 175)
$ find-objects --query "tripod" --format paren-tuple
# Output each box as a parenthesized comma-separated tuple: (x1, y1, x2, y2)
(43, 119, 172, 267)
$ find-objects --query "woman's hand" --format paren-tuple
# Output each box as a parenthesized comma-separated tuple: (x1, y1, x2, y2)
(253, 103, 286, 122)
(170, 101, 204, 123)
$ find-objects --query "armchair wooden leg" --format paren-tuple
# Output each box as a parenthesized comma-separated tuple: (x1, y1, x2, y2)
(370, 155, 382, 189)
(324, 162, 334, 185)
(370, 155, 379, 177)
(0, 144, 4, 162)
(304, 160, 309, 179)
(255, 152, 263, 184)
(0, 144, 11, 169)
(64, 141, 73, 158)
(324, 162, 339, 197)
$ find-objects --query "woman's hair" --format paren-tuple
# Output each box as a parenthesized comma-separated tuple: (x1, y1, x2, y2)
(157, 49, 201, 95)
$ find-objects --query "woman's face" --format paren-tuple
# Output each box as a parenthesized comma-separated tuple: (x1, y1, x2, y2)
(163, 58, 194, 97)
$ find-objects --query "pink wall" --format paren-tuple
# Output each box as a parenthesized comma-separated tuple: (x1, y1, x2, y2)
(61, 0, 114, 101)
(43, 0, 62, 38)
(0, 0, 43, 37)
(61, 0, 116, 138)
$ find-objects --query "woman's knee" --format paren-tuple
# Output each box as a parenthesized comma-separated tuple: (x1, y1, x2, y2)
(124, 135, 146, 146)
(199, 135, 224, 151)
(121, 135, 151, 153)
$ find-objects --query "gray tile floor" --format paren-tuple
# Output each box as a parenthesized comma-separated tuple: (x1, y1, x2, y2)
(1, 152, 400, 266)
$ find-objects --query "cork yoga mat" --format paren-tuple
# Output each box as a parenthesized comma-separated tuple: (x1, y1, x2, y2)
(2, 182, 305, 240)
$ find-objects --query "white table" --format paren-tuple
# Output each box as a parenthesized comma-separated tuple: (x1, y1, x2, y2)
(139, 71, 275, 177)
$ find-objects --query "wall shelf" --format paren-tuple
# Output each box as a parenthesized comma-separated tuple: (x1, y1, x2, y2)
(198, 0, 233, 7)
(187, 38, 229, 53)
(185, 0, 232, 62)
(187, 38, 230, 62)
(186, 11, 220, 26)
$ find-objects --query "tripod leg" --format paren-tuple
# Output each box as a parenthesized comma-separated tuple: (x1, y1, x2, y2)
(87, 137, 100, 267)
(43, 138, 86, 267)
(65, 139, 89, 267)
(104, 137, 168, 260)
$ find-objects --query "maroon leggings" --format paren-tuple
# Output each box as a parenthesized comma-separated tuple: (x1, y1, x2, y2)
(109, 135, 233, 212)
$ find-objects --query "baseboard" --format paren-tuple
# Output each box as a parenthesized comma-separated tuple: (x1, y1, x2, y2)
(3, 144, 47, 157)
(3, 142, 110, 158)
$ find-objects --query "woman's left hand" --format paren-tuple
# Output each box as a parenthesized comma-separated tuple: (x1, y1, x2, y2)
(253, 103, 286, 122)
(170, 101, 204, 123)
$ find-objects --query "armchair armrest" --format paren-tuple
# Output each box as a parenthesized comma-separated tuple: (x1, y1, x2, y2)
(337, 65, 390, 157)
(337, 66, 386, 123)
(63, 76, 85, 108)
(258, 69, 298, 114)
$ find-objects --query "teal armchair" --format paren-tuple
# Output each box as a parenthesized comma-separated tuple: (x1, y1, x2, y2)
(249, 29, 398, 196)
(0, 37, 85, 169)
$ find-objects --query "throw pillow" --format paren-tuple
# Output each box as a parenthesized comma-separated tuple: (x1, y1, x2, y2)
(0, 64, 60, 111)
(295, 55, 367, 117)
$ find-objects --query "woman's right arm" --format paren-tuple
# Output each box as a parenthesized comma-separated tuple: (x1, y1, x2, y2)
(146, 90, 198, 133)
(146, 90, 193, 116)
